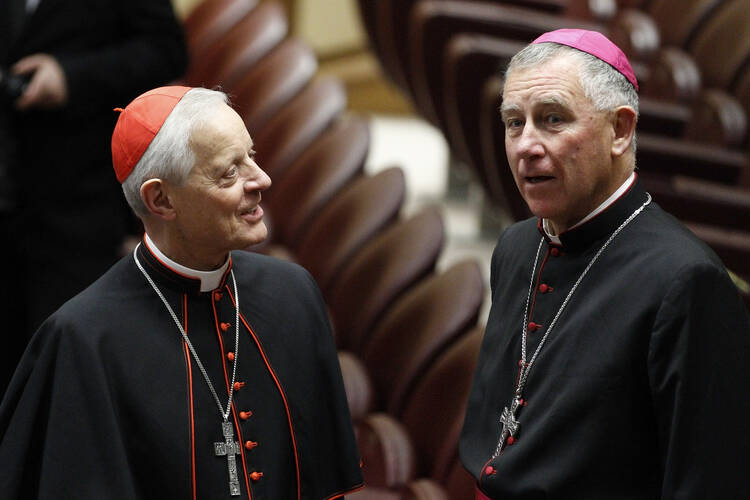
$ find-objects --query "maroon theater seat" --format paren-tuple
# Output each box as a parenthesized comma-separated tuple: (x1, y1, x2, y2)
(232, 38, 318, 134)
(328, 207, 445, 352)
(294, 167, 406, 294)
(361, 260, 485, 416)
(185, 0, 288, 89)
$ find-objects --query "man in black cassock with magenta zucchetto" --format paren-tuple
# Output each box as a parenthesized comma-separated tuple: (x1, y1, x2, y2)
(460, 29, 750, 499)
(0, 86, 364, 499)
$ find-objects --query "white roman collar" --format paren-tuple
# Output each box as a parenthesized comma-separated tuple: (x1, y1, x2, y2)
(543, 172, 636, 245)
(143, 233, 230, 292)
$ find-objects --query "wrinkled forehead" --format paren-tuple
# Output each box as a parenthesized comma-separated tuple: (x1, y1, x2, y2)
(501, 54, 587, 108)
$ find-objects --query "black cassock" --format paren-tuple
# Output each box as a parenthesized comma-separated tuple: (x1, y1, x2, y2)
(460, 178, 750, 499)
(0, 242, 363, 499)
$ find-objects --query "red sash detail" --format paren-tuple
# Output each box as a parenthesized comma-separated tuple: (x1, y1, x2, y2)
(475, 484, 493, 500)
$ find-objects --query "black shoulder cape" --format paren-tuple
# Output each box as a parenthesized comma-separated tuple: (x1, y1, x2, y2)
(0, 243, 363, 499)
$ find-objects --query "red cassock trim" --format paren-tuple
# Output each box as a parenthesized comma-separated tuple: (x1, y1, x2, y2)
(226, 286, 303, 500)
(476, 484, 493, 500)
(209, 294, 254, 499)
(325, 483, 365, 499)
(181, 295, 197, 500)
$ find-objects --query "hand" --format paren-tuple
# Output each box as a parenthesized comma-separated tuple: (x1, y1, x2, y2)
(12, 54, 69, 110)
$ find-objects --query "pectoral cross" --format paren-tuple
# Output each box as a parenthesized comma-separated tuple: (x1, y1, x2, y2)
(492, 396, 522, 458)
(214, 421, 242, 496)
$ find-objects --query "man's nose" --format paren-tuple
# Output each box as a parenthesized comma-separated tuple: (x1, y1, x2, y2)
(514, 124, 545, 160)
(244, 167, 272, 192)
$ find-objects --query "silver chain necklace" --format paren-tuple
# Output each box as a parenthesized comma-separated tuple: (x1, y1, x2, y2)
(491, 193, 652, 460)
(133, 245, 243, 496)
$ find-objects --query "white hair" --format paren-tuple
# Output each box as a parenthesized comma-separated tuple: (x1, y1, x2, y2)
(504, 42, 639, 153)
(122, 88, 229, 217)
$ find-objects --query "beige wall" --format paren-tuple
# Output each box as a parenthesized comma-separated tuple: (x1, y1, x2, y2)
(173, 0, 366, 55)
(172, 0, 202, 19)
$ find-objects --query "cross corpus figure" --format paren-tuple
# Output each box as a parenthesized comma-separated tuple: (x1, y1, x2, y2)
(494, 396, 522, 457)
(214, 421, 242, 496)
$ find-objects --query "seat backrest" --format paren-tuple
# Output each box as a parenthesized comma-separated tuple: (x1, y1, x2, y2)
(267, 116, 370, 247)
(232, 38, 318, 133)
(734, 64, 750, 124)
(684, 89, 748, 148)
(184, 0, 258, 63)
(252, 77, 347, 183)
(399, 326, 484, 479)
(443, 34, 524, 190)
(409, 1, 603, 126)
(294, 167, 406, 294)
(328, 207, 445, 352)
(361, 260, 485, 416)
(641, 47, 702, 102)
(641, 172, 750, 231)
(374, 0, 570, 98)
(688, 0, 750, 90)
(648, 0, 724, 48)
(636, 133, 747, 184)
(338, 351, 374, 422)
(185, 0, 288, 89)
(442, 458, 476, 500)
(479, 74, 532, 221)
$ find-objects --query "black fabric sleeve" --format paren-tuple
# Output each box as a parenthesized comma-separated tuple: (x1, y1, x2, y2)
(648, 262, 750, 498)
(56, 0, 187, 109)
(0, 318, 142, 499)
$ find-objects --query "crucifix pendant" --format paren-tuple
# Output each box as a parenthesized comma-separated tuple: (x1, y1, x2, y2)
(214, 421, 242, 496)
(492, 396, 522, 458)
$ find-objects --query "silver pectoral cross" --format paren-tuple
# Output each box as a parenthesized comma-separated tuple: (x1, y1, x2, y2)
(214, 421, 242, 496)
(492, 397, 522, 458)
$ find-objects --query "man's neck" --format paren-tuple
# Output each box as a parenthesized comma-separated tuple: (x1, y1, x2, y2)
(543, 171, 636, 243)
(143, 233, 229, 292)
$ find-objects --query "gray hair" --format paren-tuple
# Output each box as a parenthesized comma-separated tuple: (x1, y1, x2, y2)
(122, 88, 229, 217)
(504, 42, 639, 153)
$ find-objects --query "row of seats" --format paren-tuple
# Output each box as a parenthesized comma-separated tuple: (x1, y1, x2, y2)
(182, 1, 487, 497)
(356, 0, 750, 308)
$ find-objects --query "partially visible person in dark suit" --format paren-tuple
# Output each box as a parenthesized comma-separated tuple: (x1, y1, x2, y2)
(0, 0, 188, 396)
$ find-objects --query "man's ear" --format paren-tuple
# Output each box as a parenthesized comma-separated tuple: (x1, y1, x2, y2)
(611, 106, 637, 157)
(140, 179, 176, 220)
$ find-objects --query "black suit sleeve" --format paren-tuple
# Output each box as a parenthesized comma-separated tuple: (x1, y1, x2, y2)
(56, 0, 187, 109)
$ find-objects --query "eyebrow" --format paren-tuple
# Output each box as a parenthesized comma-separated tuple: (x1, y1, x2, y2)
(499, 102, 520, 119)
(538, 96, 569, 108)
(499, 96, 571, 118)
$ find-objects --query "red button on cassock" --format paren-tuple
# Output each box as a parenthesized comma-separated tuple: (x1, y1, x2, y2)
(233, 382, 245, 391)
(528, 322, 540, 332)
(240, 411, 252, 420)
(250, 471, 263, 482)
(227, 352, 235, 362)
(220, 322, 230, 332)
(245, 440, 258, 450)
(213, 291, 223, 301)
(539, 284, 549, 293)
(484, 466, 496, 476)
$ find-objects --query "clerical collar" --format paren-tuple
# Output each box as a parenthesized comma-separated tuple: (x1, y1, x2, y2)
(542, 172, 636, 245)
(538, 172, 648, 252)
(142, 233, 230, 293)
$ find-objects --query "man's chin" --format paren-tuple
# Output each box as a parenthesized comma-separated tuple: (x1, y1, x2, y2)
(241, 224, 269, 251)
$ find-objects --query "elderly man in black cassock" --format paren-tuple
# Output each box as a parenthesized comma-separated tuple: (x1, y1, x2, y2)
(460, 29, 750, 499)
(0, 86, 364, 499)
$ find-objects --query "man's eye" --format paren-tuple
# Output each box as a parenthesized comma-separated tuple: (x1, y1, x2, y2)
(505, 118, 522, 129)
(546, 114, 562, 125)
(224, 166, 238, 178)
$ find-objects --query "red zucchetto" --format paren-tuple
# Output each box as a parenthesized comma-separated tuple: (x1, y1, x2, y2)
(111, 86, 191, 183)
